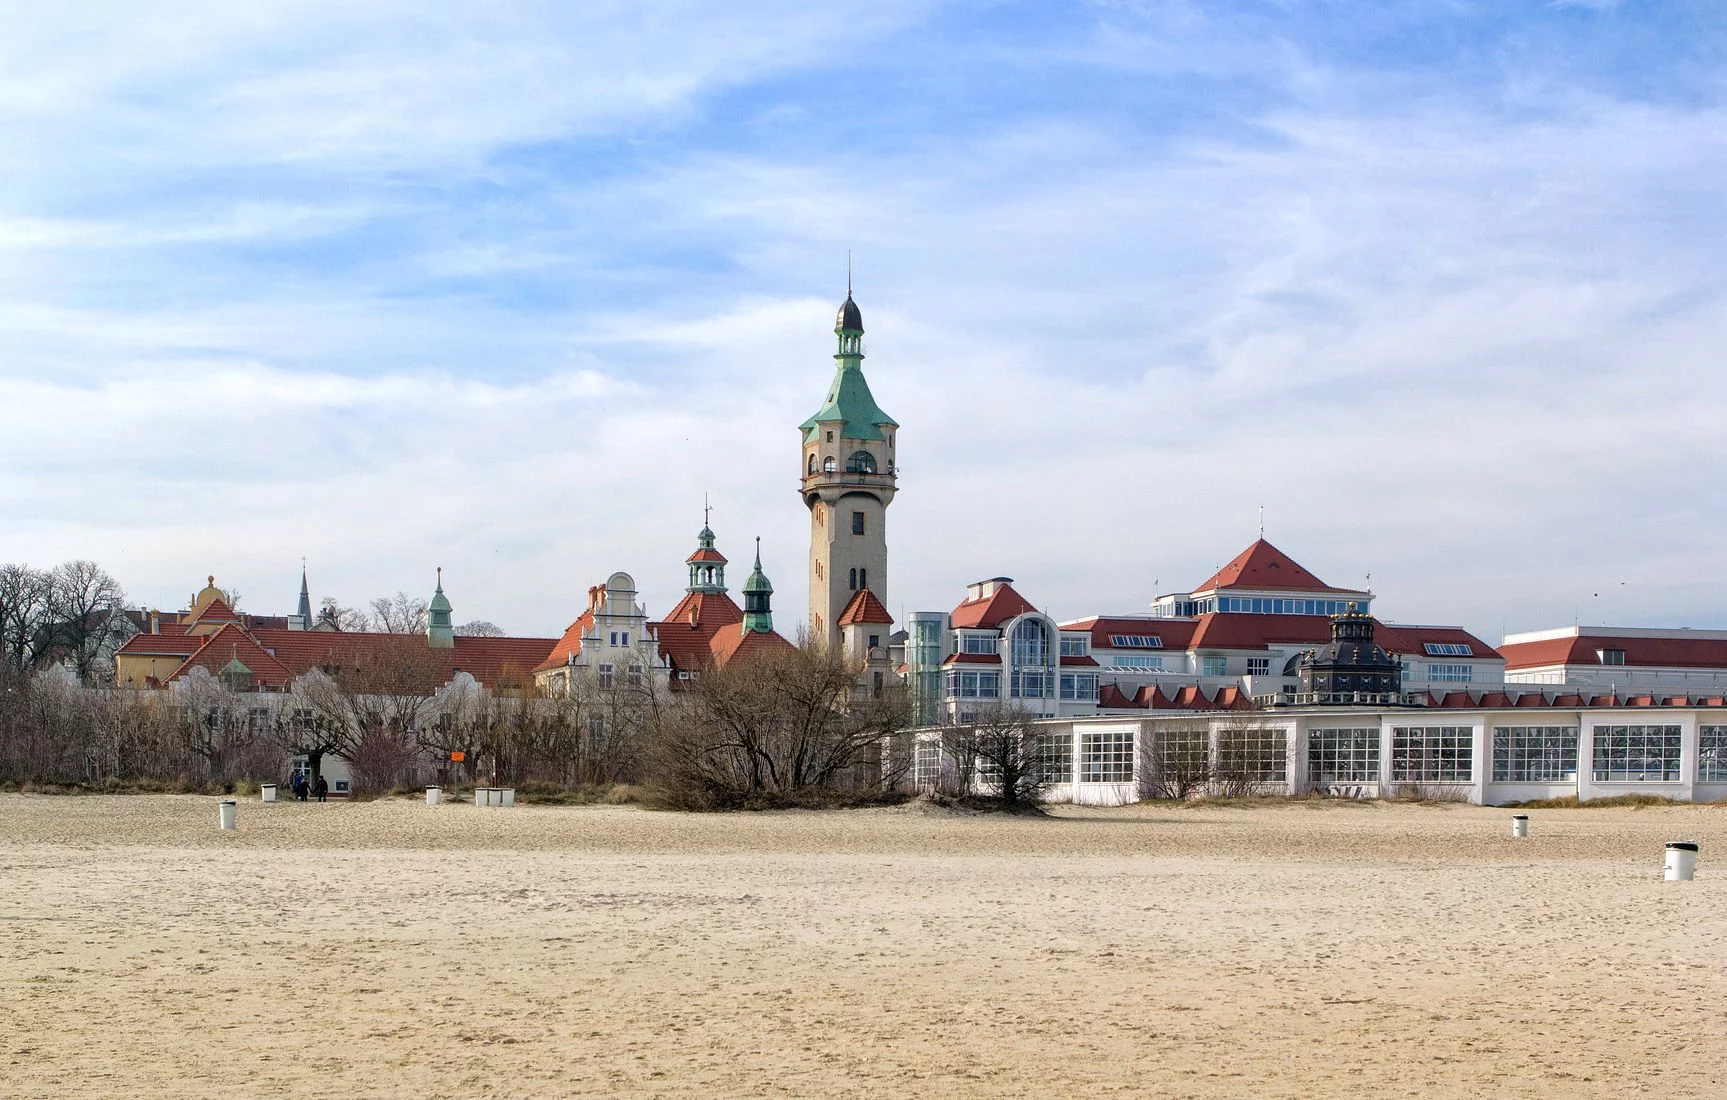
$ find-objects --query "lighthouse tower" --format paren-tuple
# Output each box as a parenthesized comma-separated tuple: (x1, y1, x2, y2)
(800, 291, 898, 652)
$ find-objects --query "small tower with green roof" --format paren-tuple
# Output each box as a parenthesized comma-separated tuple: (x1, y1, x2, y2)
(427, 567, 454, 649)
(801, 289, 898, 650)
(742, 538, 775, 633)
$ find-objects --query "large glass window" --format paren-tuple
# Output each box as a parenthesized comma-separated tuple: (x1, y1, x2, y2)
(1107, 634, 1163, 648)
(846, 451, 877, 474)
(1591, 725, 1681, 782)
(1246, 657, 1271, 677)
(1059, 673, 1098, 701)
(1391, 726, 1473, 782)
(1426, 664, 1474, 683)
(1701, 727, 1727, 782)
(1080, 729, 1134, 782)
(960, 633, 997, 655)
(1308, 728, 1379, 785)
(1011, 619, 1050, 666)
(1492, 726, 1578, 782)
(913, 740, 941, 788)
(1012, 669, 1050, 699)
(1037, 732, 1074, 783)
(1218, 726, 1287, 783)
(1107, 654, 1164, 670)
(1202, 656, 1227, 677)
(1059, 635, 1089, 657)
(943, 670, 1000, 699)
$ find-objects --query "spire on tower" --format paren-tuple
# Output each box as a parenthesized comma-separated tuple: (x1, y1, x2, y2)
(742, 538, 774, 633)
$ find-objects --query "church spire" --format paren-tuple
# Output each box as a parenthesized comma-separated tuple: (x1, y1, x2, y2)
(296, 563, 312, 623)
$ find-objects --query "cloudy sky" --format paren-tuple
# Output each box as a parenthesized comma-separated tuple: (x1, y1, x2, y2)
(2, 0, 1723, 641)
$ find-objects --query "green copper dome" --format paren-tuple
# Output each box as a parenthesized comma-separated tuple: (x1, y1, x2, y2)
(742, 539, 774, 632)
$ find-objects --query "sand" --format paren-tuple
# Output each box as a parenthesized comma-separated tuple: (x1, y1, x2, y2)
(2, 794, 1724, 1098)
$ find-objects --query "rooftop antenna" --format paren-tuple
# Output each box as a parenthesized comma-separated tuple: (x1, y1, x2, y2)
(704, 492, 712, 528)
(1258, 504, 1264, 539)
(847, 250, 853, 298)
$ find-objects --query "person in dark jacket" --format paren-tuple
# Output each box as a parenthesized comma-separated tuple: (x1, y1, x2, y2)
(292, 773, 307, 801)
(314, 775, 328, 802)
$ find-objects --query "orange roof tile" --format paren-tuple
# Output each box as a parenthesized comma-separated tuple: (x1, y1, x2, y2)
(1194, 539, 1355, 594)
(168, 624, 296, 689)
(707, 623, 797, 668)
(950, 583, 1037, 630)
(535, 609, 595, 673)
(837, 588, 894, 627)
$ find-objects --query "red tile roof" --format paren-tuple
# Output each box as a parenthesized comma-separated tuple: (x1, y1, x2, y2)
(837, 588, 894, 627)
(941, 652, 1002, 666)
(117, 633, 204, 658)
(650, 591, 744, 674)
(1194, 539, 1347, 594)
(1501, 633, 1727, 672)
(168, 624, 296, 689)
(240, 629, 557, 692)
(686, 548, 728, 564)
(1064, 616, 1200, 650)
(535, 609, 595, 673)
(951, 583, 1037, 629)
(1059, 655, 1099, 667)
(707, 623, 797, 668)
(190, 597, 241, 624)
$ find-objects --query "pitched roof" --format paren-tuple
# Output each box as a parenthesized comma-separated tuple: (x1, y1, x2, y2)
(117, 632, 204, 658)
(1194, 539, 1357, 595)
(189, 596, 241, 624)
(650, 591, 744, 673)
(1063, 616, 1201, 651)
(535, 609, 595, 673)
(242, 629, 557, 692)
(837, 587, 894, 626)
(707, 622, 797, 668)
(686, 548, 728, 564)
(1500, 633, 1727, 672)
(168, 624, 296, 689)
(951, 582, 1037, 630)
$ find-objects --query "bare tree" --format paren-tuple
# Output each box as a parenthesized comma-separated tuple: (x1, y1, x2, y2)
(455, 620, 504, 637)
(367, 592, 429, 635)
(46, 561, 127, 684)
(0, 564, 53, 670)
(645, 644, 910, 809)
(943, 704, 1049, 808)
(316, 596, 369, 632)
(1144, 720, 1212, 801)
(281, 637, 446, 786)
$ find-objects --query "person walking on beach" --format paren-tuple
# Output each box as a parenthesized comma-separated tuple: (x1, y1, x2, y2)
(314, 775, 328, 802)
(292, 773, 307, 801)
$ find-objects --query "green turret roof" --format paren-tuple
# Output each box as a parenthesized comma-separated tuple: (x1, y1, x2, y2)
(800, 294, 897, 444)
(429, 568, 452, 615)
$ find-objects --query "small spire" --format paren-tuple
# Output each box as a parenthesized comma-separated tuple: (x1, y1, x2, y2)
(435, 565, 443, 592)
(754, 535, 762, 569)
(847, 250, 852, 298)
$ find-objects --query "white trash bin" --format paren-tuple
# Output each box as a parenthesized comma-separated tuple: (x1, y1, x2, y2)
(474, 787, 488, 807)
(1511, 814, 1529, 838)
(1666, 841, 1698, 882)
(261, 784, 277, 803)
(427, 786, 441, 807)
(218, 800, 238, 831)
(501, 788, 516, 808)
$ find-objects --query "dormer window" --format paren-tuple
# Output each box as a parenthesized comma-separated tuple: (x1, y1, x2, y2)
(1599, 648, 1626, 666)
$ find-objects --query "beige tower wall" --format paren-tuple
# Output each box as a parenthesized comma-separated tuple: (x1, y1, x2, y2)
(807, 490, 889, 651)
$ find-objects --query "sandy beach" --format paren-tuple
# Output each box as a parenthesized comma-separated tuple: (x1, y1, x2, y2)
(2, 794, 1724, 1098)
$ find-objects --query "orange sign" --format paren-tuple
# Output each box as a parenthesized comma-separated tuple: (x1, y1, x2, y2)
(450, 751, 466, 762)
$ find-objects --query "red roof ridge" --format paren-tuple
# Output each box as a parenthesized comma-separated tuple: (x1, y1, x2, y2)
(1194, 539, 1355, 595)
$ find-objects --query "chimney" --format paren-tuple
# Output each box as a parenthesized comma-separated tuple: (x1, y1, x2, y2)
(150, 609, 160, 635)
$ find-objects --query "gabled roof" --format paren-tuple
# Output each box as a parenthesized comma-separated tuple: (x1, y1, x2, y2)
(837, 587, 894, 627)
(168, 624, 296, 689)
(534, 608, 595, 673)
(951, 582, 1037, 630)
(190, 596, 241, 624)
(1194, 539, 1357, 595)
(245, 629, 557, 692)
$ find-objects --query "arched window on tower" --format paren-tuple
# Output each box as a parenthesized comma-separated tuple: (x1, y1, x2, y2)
(849, 568, 857, 590)
(823, 456, 836, 473)
(846, 451, 877, 474)
(807, 454, 816, 474)
(859, 568, 867, 590)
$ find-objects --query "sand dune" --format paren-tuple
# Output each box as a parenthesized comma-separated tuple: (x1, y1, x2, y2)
(2, 794, 1724, 1098)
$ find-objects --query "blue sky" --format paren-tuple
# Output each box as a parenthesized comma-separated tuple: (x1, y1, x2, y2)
(2, 0, 1724, 640)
